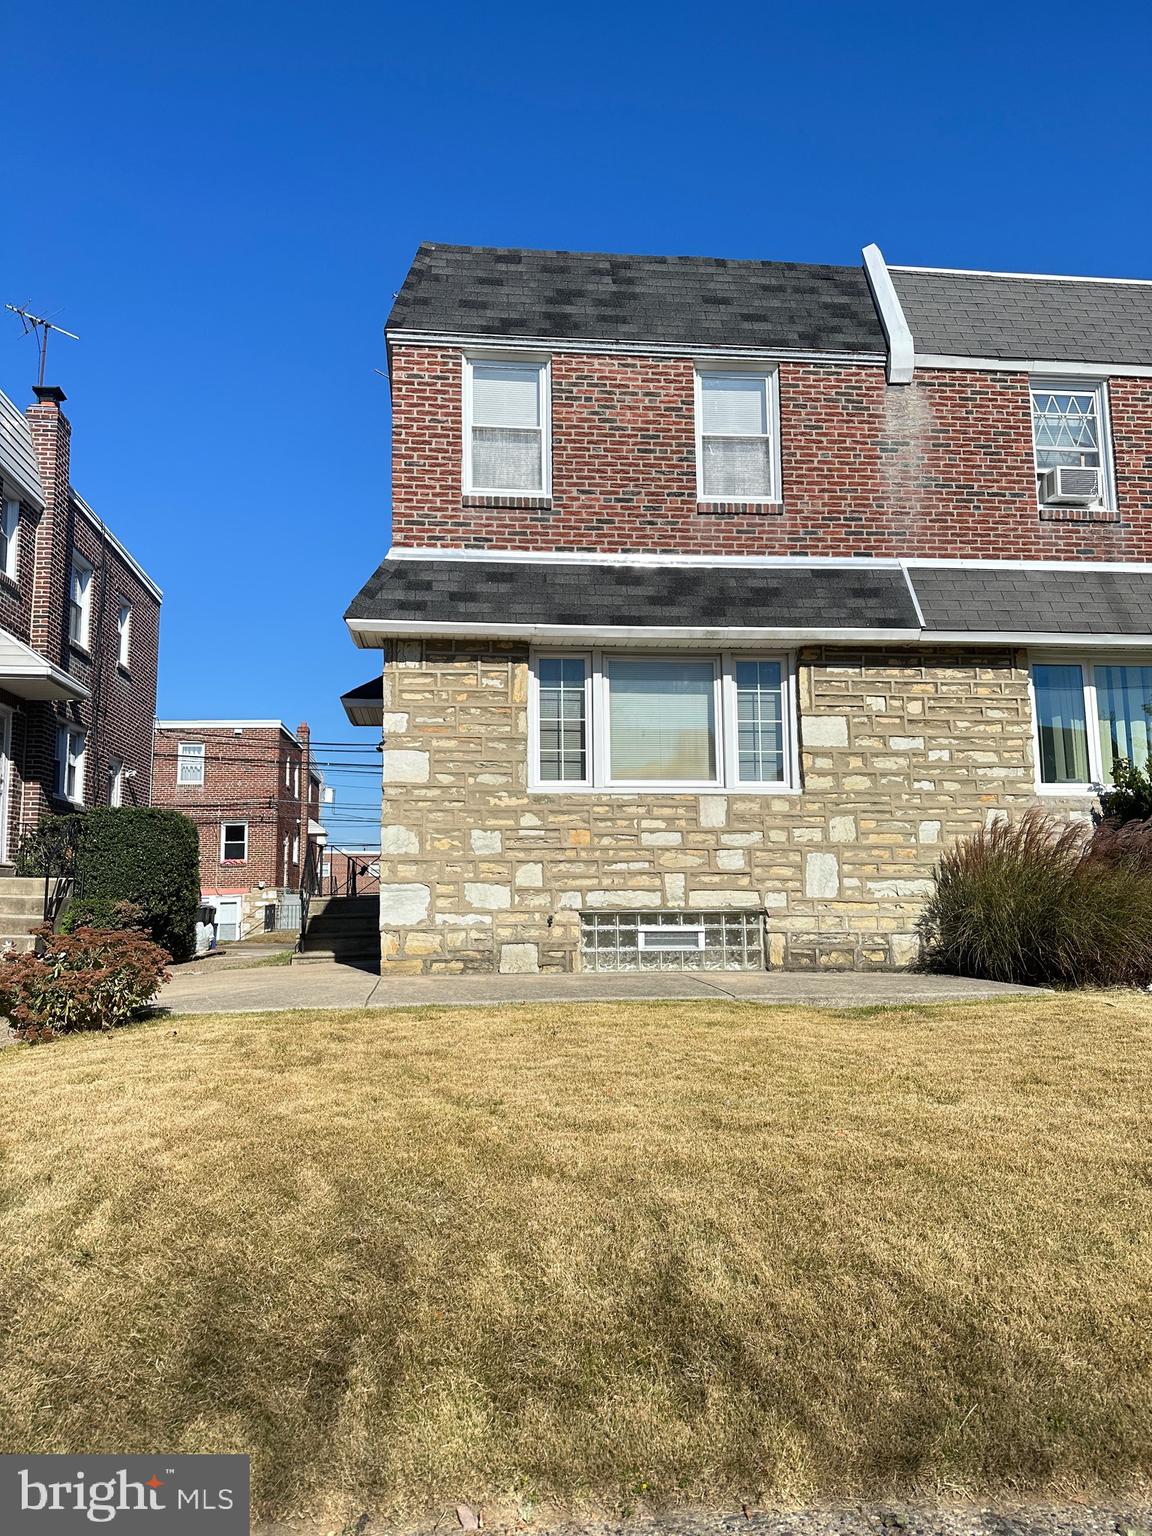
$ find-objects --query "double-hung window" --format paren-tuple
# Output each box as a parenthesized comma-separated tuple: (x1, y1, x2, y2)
(55, 725, 86, 804)
(116, 601, 132, 667)
(1030, 380, 1113, 508)
(464, 358, 549, 495)
(177, 740, 205, 785)
(0, 496, 19, 582)
(1033, 658, 1152, 789)
(69, 553, 93, 648)
(221, 822, 248, 863)
(696, 368, 779, 503)
(531, 651, 794, 790)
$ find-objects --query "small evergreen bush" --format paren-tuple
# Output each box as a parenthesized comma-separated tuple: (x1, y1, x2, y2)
(76, 808, 200, 962)
(918, 808, 1152, 987)
(0, 924, 171, 1041)
(59, 897, 147, 933)
(1098, 756, 1152, 825)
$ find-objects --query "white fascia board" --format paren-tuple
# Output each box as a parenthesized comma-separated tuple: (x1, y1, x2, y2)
(862, 244, 915, 383)
(891, 262, 1152, 286)
(384, 545, 904, 570)
(349, 617, 1152, 651)
(347, 618, 923, 649)
(386, 328, 887, 368)
(155, 718, 301, 746)
(73, 494, 164, 602)
(914, 354, 1152, 379)
(385, 547, 1152, 576)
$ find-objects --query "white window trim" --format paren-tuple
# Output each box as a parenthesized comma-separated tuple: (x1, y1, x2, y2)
(55, 725, 86, 806)
(69, 553, 94, 649)
(528, 649, 799, 794)
(177, 740, 205, 786)
(220, 821, 249, 863)
(108, 755, 124, 808)
(116, 601, 132, 668)
(462, 354, 551, 498)
(1029, 377, 1116, 512)
(1, 496, 20, 583)
(694, 364, 782, 505)
(1027, 649, 1152, 794)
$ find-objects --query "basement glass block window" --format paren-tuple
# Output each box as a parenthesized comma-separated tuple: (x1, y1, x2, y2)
(580, 910, 765, 972)
(537, 656, 588, 782)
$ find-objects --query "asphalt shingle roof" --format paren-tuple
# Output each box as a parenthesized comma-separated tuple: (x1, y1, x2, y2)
(346, 559, 917, 632)
(891, 268, 1152, 365)
(387, 244, 887, 354)
(910, 566, 1152, 634)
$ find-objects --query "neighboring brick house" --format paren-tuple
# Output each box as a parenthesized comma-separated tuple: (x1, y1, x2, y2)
(344, 241, 1152, 974)
(152, 719, 324, 939)
(0, 382, 161, 864)
(322, 846, 380, 897)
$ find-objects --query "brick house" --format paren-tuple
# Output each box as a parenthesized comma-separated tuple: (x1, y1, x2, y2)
(0, 382, 161, 863)
(344, 241, 1152, 975)
(151, 719, 324, 939)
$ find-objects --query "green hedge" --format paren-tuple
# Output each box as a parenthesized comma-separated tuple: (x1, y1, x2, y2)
(75, 807, 201, 962)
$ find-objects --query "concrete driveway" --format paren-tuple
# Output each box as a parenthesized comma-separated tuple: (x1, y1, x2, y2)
(157, 961, 1040, 1015)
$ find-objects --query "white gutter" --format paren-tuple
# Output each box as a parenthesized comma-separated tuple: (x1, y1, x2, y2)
(862, 244, 915, 384)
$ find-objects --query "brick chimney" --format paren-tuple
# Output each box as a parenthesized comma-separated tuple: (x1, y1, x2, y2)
(25, 386, 73, 666)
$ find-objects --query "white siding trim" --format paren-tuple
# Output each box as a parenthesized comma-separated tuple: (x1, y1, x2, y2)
(388, 328, 887, 366)
(862, 244, 915, 383)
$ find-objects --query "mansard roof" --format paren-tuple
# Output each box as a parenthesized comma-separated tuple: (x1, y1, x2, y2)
(890, 265, 1152, 367)
(387, 243, 887, 355)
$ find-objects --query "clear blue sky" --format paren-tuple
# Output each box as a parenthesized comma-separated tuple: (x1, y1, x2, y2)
(5, 0, 1151, 845)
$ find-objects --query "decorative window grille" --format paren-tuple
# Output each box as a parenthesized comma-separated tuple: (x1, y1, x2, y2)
(580, 910, 765, 972)
(1030, 381, 1112, 505)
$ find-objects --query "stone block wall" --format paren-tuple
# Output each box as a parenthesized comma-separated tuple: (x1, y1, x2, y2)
(374, 639, 1070, 975)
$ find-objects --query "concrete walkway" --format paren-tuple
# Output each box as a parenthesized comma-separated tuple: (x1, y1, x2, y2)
(158, 960, 1039, 1015)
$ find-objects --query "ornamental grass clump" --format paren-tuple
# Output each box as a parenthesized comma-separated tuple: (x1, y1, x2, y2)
(918, 807, 1152, 986)
(0, 926, 171, 1042)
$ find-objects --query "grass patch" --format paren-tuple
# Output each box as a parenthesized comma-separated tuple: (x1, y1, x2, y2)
(1, 997, 1151, 1518)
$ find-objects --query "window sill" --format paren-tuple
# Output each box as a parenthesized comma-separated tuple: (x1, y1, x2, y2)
(0, 573, 19, 595)
(462, 493, 552, 509)
(527, 782, 801, 796)
(117, 663, 131, 678)
(1038, 505, 1120, 523)
(696, 500, 784, 517)
(69, 641, 92, 661)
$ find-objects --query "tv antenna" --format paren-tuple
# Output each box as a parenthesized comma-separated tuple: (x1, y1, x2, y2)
(5, 305, 80, 387)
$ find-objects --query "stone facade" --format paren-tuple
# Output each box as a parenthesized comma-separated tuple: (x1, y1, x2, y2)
(375, 639, 1057, 975)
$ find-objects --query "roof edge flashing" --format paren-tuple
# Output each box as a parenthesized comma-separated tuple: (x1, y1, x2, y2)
(862, 244, 915, 384)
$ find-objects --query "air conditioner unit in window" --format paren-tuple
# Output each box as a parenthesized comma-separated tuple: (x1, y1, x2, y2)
(1039, 465, 1102, 506)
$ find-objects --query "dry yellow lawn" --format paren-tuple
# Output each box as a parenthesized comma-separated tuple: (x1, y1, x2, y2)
(1, 996, 1151, 1520)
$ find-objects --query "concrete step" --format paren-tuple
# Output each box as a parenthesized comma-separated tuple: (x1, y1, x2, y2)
(0, 876, 47, 898)
(308, 897, 379, 917)
(0, 934, 39, 954)
(304, 917, 380, 936)
(292, 949, 378, 965)
(0, 895, 47, 921)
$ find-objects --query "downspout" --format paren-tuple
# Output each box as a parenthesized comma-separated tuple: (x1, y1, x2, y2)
(862, 244, 915, 384)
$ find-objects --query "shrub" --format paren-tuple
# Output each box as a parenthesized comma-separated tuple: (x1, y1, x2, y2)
(918, 807, 1152, 987)
(59, 897, 147, 933)
(75, 807, 200, 962)
(1097, 756, 1152, 826)
(0, 925, 171, 1042)
(13, 812, 86, 878)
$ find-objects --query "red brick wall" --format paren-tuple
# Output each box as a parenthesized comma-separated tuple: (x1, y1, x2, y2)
(152, 725, 307, 893)
(0, 394, 161, 855)
(389, 346, 1152, 560)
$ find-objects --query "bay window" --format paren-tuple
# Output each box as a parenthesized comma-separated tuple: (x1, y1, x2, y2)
(696, 368, 779, 502)
(1033, 658, 1152, 788)
(530, 651, 795, 790)
(464, 357, 549, 495)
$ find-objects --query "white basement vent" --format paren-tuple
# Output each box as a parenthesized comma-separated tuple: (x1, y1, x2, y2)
(580, 910, 764, 972)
